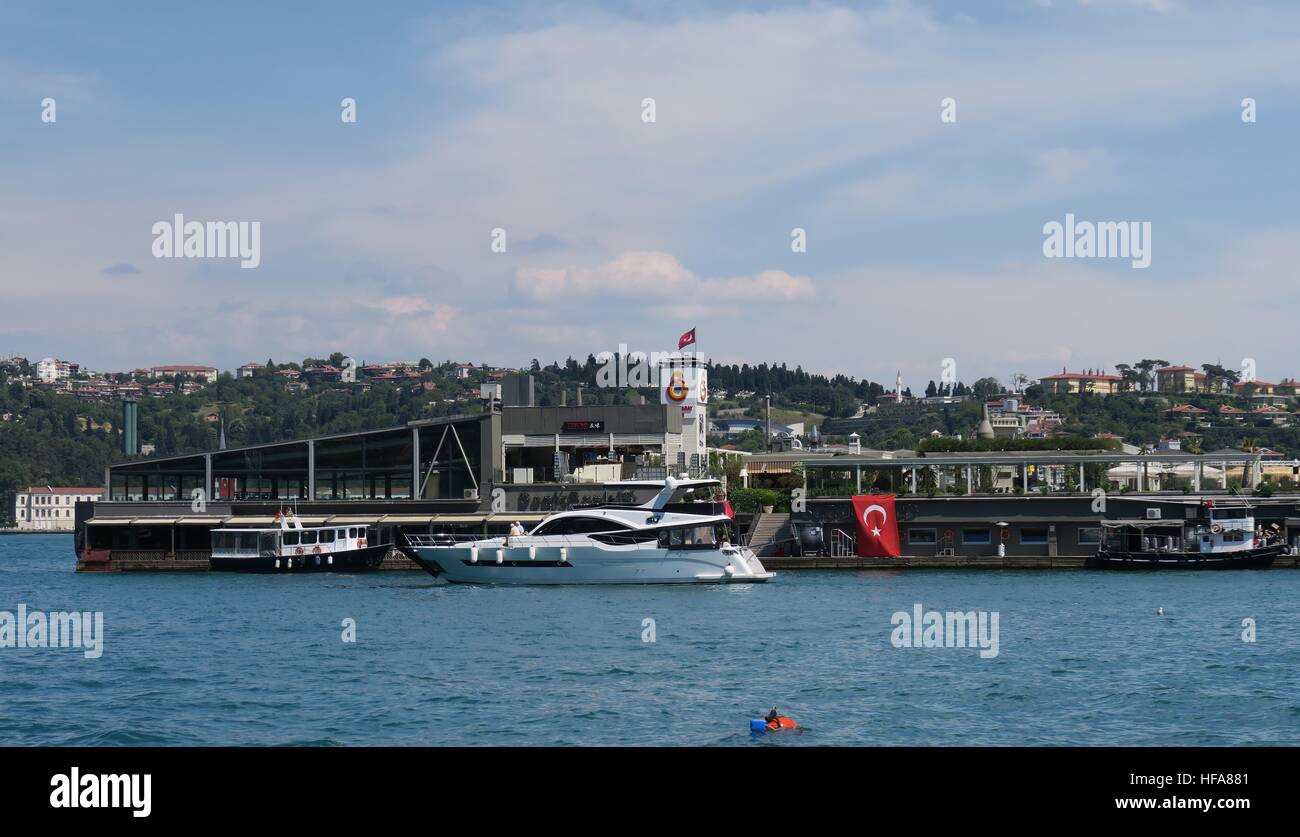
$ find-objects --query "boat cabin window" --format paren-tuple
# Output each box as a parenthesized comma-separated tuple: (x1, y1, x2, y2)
(337, 529, 346, 540)
(301, 530, 318, 545)
(213, 532, 259, 552)
(320, 529, 335, 544)
(532, 517, 629, 536)
(657, 525, 719, 550)
(348, 527, 359, 538)
(283, 531, 300, 546)
(258, 532, 278, 554)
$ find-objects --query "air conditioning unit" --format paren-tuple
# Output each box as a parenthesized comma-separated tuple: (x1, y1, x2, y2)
(463, 488, 479, 500)
(1145, 508, 1161, 520)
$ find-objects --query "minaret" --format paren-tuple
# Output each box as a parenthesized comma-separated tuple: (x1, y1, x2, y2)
(895, 370, 904, 401)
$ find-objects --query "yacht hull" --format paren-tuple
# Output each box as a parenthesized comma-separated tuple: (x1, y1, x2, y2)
(403, 542, 773, 585)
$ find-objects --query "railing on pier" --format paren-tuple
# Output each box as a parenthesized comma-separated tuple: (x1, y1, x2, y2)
(829, 528, 856, 557)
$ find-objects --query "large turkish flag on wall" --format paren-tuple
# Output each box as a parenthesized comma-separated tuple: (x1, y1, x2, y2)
(851, 495, 901, 557)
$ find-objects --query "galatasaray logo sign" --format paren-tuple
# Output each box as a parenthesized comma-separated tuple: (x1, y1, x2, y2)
(665, 369, 690, 402)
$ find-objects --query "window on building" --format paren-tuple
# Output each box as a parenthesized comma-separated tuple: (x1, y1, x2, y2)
(1078, 527, 1102, 545)
(961, 528, 991, 545)
(1020, 527, 1050, 544)
(908, 528, 937, 545)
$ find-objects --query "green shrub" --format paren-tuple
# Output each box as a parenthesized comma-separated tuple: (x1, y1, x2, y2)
(726, 487, 788, 514)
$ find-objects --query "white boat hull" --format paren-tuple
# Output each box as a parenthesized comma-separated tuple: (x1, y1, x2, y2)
(405, 540, 774, 585)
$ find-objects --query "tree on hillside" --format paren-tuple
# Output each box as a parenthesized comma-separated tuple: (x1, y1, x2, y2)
(972, 377, 1001, 400)
(1115, 363, 1141, 392)
(1201, 363, 1239, 394)
(1134, 359, 1169, 392)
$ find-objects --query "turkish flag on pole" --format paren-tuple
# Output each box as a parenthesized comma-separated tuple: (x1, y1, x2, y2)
(851, 494, 901, 557)
(678, 327, 696, 349)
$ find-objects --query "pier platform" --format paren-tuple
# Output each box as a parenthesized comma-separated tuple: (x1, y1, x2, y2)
(762, 553, 1300, 570)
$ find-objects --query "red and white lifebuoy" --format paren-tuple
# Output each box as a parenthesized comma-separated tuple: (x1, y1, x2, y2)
(312, 546, 321, 554)
(295, 546, 305, 555)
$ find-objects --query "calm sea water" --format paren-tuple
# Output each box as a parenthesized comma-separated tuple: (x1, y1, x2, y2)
(1, 534, 1296, 746)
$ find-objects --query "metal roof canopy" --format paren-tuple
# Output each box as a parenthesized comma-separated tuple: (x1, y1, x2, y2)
(110, 412, 493, 470)
(803, 451, 1261, 467)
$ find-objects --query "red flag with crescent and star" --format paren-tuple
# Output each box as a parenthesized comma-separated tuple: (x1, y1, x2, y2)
(851, 494, 901, 557)
(678, 327, 696, 350)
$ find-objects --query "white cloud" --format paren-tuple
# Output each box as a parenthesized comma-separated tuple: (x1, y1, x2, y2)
(514, 251, 813, 303)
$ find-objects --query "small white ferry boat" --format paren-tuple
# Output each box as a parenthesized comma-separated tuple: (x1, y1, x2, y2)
(401, 477, 774, 585)
(210, 512, 389, 572)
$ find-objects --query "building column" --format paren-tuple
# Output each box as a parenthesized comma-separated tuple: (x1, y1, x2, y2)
(910, 468, 917, 492)
(1194, 460, 1202, 492)
(966, 465, 973, 494)
(204, 453, 213, 503)
(411, 427, 421, 498)
(855, 464, 862, 494)
(1079, 462, 1086, 493)
(307, 440, 315, 500)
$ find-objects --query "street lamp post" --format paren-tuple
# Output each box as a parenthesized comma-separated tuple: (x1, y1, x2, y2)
(765, 394, 771, 452)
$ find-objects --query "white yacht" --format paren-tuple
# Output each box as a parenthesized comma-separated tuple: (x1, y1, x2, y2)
(401, 478, 774, 584)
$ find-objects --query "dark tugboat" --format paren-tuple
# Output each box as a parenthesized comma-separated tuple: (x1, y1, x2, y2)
(209, 511, 390, 572)
(1090, 500, 1287, 569)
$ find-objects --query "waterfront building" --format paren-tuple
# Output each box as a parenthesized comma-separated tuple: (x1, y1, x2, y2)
(79, 400, 709, 568)
(14, 486, 105, 531)
(236, 362, 265, 378)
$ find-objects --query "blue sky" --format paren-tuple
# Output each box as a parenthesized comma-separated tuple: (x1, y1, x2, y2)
(2, 0, 1298, 389)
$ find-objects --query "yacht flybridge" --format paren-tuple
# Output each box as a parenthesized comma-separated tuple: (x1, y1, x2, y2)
(401, 477, 774, 584)
(209, 511, 390, 572)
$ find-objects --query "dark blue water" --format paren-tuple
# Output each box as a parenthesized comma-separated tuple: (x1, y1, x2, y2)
(1, 534, 1296, 745)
